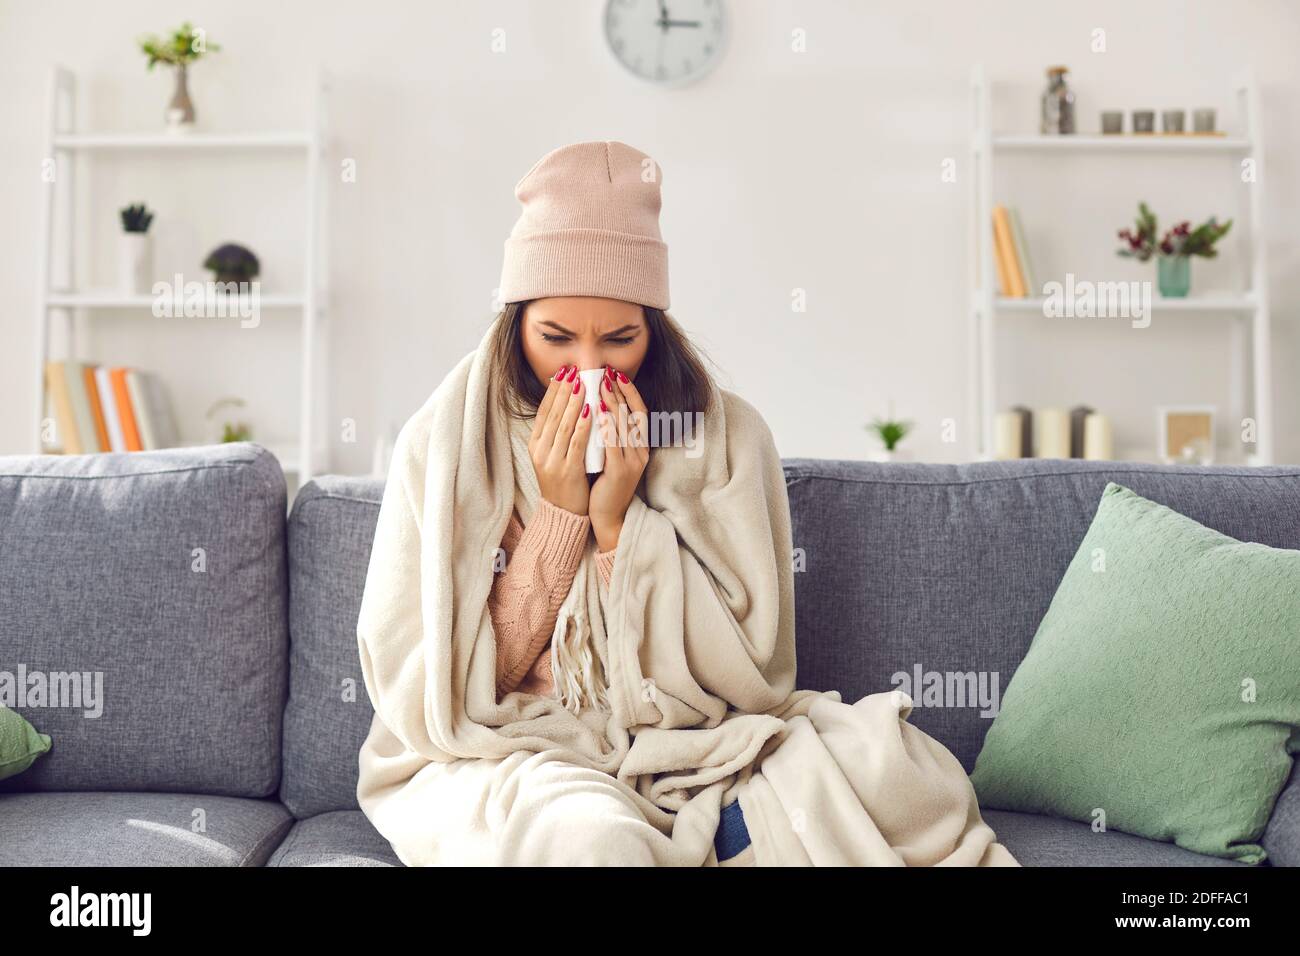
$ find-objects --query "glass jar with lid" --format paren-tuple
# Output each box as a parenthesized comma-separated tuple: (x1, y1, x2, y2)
(1041, 66, 1076, 134)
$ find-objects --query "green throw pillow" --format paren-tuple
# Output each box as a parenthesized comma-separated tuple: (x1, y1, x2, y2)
(0, 705, 52, 781)
(969, 482, 1300, 863)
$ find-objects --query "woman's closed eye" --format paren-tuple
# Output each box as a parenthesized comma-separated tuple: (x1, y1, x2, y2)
(540, 332, 636, 345)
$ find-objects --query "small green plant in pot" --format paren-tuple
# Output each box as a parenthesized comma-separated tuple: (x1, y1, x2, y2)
(118, 202, 155, 294)
(120, 203, 154, 233)
(137, 21, 221, 131)
(206, 397, 252, 444)
(1117, 202, 1232, 298)
(866, 406, 914, 463)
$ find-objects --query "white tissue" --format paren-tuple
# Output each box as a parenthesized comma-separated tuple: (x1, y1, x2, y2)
(577, 368, 606, 473)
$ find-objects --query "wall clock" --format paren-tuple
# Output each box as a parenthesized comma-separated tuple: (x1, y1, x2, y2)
(603, 0, 728, 87)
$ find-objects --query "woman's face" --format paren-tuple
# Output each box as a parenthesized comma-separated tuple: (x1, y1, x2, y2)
(519, 296, 649, 387)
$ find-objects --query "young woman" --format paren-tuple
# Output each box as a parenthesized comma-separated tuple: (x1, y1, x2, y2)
(354, 141, 1014, 867)
(356, 139, 751, 866)
(483, 292, 713, 709)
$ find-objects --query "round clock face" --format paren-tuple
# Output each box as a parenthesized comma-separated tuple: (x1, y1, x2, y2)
(603, 0, 727, 87)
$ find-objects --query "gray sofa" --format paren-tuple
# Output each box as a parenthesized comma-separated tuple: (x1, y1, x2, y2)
(0, 441, 1296, 866)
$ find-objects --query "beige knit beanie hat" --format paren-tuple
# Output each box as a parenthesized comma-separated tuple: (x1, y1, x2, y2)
(499, 140, 670, 310)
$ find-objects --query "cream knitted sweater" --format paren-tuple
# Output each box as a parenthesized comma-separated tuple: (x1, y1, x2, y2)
(489, 497, 616, 699)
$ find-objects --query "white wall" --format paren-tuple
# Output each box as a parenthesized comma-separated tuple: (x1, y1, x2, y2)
(2, 0, 1297, 472)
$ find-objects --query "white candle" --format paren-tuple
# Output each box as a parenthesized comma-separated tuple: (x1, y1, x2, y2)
(1036, 407, 1071, 458)
(993, 412, 1022, 459)
(1083, 413, 1114, 460)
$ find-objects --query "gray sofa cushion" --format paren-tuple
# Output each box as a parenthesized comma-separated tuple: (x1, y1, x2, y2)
(782, 459, 1300, 773)
(981, 809, 1248, 867)
(0, 443, 289, 797)
(0, 791, 292, 866)
(267, 810, 402, 866)
(280, 477, 382, 818)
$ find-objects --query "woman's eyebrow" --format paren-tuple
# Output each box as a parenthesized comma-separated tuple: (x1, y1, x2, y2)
(537, 320, 575, 334)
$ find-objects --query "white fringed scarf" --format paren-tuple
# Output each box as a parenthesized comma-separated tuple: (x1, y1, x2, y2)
(506, 411, 611, 714)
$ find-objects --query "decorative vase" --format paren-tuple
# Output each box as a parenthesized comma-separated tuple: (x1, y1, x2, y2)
(166, 63, 195, 131)
(118, 232, 153, 294)
(1157, 255, 1191, 298)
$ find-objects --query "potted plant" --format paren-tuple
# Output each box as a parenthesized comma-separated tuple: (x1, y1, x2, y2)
(866, 406, 914, 463)
(203, 243, 260, 288)
(138, 21, 221, 132)
(118, 202, 154, 294)
(1117, 202, 1232, 297)
(206, 397, 252, 444)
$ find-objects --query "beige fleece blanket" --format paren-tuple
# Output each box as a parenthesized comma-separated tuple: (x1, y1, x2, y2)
(355, 320, 1018, 866)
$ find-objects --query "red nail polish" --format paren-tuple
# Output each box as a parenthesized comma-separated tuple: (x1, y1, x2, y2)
(567, 366, 578, 381)
(617, 370, 629, 383)
(572, 377, 580, 394)
(554, 365, 567, 380)
(600, 397, 608, 412)
(603, 373, 612, 391)
(581, 403, 590, 418)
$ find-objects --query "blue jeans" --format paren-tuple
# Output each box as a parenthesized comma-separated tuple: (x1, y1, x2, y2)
(714, 798, 751, 861)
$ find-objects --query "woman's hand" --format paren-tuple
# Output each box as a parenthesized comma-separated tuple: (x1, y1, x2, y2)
(529, 365, 593, 516)
(589, 367, 650, 551)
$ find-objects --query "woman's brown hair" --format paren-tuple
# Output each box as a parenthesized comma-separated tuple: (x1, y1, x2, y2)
(487, 300, 717, 426)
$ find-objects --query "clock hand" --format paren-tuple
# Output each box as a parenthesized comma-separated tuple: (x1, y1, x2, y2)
(656, 12, 665, 73)
(657, 19, 700, 27)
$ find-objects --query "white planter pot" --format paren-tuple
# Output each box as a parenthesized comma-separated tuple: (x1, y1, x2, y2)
(868, 447, 913, 463)
(118, 232, 152, 294)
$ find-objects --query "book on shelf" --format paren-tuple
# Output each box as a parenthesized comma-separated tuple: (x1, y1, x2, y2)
(108, 368, 142, 451)
(128, 369, 180, 450)
(94, 365, 126, 452)
(992, 225, 1012, 298)
(45, 362, 82, 454)
(1007, 207, 1035, 296)
(43, 361, 180, 455)
(83, 364, 111, 451)
(992, 204, 1035, 298)
(66, 361, 100, 453)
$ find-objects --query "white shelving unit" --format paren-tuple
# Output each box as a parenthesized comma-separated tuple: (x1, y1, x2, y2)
(34, 65, 331, 485)
(968, 65, 1273, 466)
